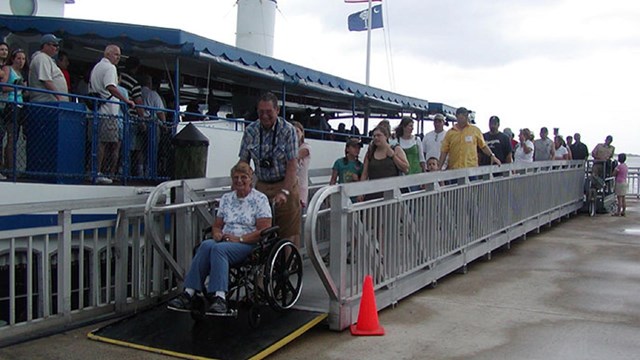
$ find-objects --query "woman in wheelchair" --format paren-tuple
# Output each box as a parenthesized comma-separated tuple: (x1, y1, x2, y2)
(168, 162, 272, 314)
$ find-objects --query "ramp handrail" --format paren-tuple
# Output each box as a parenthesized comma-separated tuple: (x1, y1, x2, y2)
(143, 177, 232, 282)
(144, 180, 186, 279)
(304, 184, 341, 300)
(304, 160, 586, 330)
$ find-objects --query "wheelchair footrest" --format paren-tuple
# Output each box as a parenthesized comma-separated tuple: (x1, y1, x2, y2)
(204, 309, 238, 317)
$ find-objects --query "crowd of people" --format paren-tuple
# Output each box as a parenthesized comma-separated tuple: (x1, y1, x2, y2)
(0, 34, 170, 183)
(0, 34, 631, 213)
(167, 91, 633, 315)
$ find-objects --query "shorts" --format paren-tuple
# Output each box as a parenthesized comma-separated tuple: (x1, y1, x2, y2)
(615, 182, 628, 196)
(256, 179, 301, 239)
(98, 104, 121, 143)
(99, 115, 120, 143)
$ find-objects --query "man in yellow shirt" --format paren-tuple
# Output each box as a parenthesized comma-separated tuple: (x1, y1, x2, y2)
(439, 107, 501, 170)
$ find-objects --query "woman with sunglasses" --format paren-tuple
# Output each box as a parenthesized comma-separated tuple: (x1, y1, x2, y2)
(0, 48, 27, 175)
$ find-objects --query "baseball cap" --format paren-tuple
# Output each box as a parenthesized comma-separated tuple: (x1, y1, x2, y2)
(503, 127, 514, 138)
(40, 34, 61, 45)
(346, 138, 363, 148)
(456, 107, 469, 116)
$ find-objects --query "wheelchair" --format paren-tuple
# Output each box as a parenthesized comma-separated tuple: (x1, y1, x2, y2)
(190, 226, 303, 327)
(583, 160, 617, 216)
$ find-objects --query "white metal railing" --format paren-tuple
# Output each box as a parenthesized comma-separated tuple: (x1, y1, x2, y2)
(0, 160, 588, 343)
(143, 177, 232, 283)
(304, 160, 585, 330)
(627, 167, 640, 198)
(0, 194, 170, 346)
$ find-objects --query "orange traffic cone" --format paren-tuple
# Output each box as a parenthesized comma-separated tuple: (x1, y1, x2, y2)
(350, 275, 385, 336)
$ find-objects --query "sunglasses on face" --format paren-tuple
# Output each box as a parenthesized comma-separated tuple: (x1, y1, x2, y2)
(48, 43, 60, 48)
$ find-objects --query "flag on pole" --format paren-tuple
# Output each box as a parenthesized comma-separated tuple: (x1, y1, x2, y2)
(348, 4, 383, 32)
(344, 0, 381, 3)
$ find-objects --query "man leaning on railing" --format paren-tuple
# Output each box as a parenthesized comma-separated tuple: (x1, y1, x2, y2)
(88, 44, 135, 184)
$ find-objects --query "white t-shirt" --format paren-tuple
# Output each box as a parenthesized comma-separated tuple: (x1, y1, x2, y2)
(422, 129, 447, 161)
(89, 57, 119, 115)
(28, 51, 69, 102)
(515, 140, 534, 162)
(554, 146, 568, 160)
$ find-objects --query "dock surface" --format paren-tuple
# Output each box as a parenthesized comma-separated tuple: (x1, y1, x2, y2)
(2, 200, 639, 360)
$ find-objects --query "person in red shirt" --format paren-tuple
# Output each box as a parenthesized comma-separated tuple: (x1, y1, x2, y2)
(56, 50, 71, 91)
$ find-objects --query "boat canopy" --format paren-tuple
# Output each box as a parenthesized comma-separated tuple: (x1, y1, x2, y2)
(0, 15, 432, 115)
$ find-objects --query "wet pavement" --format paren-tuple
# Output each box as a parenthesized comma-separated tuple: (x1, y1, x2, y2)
(1, 200, 639, 360)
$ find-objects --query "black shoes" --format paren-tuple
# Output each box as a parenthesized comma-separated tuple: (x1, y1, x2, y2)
(206, 295, 228, 314)
(168, 292, 228, 315)
(167, 292, 193, 312)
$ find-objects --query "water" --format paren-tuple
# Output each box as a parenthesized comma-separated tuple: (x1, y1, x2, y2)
(624, 156, 640, 168)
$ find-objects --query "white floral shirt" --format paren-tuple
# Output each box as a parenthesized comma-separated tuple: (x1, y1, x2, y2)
(217, 188, 272, 237)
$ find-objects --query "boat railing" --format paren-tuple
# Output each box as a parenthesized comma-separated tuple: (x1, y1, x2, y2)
(0, 84, 177, 185)
(0, 193, 158, 346)
(0, 83, 365, 183)
(304, 160, 586, 330)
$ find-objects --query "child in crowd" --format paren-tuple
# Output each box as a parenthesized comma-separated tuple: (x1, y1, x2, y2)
(426, 157, 445, 187)
(330, 138, 363, 186)
(612, 153, 628, 216)
(326, 138, 363, 265)
(426, 157, 439, 172)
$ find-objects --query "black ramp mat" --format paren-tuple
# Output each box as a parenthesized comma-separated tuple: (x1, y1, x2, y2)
(88, 304, 327, 360)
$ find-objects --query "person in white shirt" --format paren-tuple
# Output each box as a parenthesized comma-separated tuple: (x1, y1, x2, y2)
(514, 128, 534, 163)
(553, 135, 571, 160)
(89, 44, 135, 183)
(29, 34, 68, 102)
(422, 113, 447, 167)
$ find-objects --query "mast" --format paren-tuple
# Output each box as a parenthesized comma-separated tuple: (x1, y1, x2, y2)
(235, 0, 277, 56)
(365, 0, 373, 86)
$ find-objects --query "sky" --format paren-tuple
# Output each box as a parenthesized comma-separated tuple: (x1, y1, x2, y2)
(65, 0, 640, 155)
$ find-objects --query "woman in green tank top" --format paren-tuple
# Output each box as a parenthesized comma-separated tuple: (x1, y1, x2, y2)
(395, 117, 426, 191)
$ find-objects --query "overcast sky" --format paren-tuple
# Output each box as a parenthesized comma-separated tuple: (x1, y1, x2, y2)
(66, 0, 640, 155)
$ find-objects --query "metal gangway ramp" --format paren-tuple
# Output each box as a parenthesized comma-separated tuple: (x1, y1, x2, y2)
(0, 161, 585, 358)
(304, 161, 584, 330)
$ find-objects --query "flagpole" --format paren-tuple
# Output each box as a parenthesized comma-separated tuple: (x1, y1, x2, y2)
(365, 0, 372, 86)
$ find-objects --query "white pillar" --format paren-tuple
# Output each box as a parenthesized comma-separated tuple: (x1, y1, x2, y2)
(235, 0, 277, 56)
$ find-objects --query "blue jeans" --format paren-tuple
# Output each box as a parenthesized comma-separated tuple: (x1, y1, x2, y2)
(183, 240, 255, 294)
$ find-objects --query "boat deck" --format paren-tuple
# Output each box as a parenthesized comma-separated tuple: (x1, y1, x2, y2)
(2, 199, 639, 360)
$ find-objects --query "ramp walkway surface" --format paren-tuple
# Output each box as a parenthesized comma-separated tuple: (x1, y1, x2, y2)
(1, 200, 639, 360)
(89, 305, 326, 360)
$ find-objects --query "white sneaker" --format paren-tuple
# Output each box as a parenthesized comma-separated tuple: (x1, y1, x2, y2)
(96, 174, 113, 184)
(0, 173, 6, 180)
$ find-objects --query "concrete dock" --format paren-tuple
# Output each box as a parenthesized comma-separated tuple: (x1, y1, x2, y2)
(2, 200, 639, 360)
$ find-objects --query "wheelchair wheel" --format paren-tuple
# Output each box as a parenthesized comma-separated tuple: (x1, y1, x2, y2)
(588, 189, 596, 217)
(264, 239, 303, 312)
